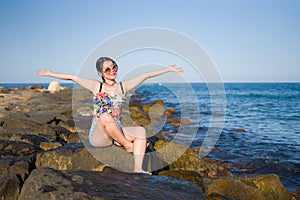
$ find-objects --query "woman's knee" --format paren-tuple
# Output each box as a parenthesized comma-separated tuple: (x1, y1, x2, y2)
(99, 113, 115, 124)
(137, 126, 146, 138)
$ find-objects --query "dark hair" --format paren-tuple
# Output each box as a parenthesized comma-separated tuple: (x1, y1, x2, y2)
(96, 57, 118, 73)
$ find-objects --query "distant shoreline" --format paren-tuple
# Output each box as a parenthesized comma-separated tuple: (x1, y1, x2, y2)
(1, 82, 300, 89)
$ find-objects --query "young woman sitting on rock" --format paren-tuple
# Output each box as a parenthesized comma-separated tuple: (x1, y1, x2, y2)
(37, 57, 183, 174)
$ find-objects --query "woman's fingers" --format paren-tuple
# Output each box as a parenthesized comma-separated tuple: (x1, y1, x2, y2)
(168, 64, 183, 73)
(37, 69, 51, 76)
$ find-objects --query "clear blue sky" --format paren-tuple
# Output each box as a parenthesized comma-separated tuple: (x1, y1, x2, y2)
(0, 0, 299, 83)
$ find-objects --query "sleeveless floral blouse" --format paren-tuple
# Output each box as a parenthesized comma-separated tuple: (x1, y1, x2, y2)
(93, 82, 126, 118)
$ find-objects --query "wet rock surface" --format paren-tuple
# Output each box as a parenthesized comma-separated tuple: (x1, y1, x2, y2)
(0, 86, 297, 199)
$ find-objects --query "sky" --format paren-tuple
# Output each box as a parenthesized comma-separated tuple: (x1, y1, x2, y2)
(0, 0, 299, 83)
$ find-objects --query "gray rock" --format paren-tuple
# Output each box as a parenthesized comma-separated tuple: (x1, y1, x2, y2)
(0, 158, 35, 200)
(18, 167, 205, 200)
(0, 173, 20, 200)
(0, 140, 40, 158)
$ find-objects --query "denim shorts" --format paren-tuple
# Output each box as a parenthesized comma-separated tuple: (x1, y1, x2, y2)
(88, 117, 123, 146)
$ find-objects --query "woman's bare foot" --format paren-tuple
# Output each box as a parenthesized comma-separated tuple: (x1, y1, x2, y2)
(134, 170, 152, 175)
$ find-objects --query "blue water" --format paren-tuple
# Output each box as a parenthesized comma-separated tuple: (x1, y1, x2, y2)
(0, 83, 75, 88)
(132, 82, 300, 192)
(1, 82, 299, 191)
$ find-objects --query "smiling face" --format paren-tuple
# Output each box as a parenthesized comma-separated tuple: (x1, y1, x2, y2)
(99, 60, 118, 80)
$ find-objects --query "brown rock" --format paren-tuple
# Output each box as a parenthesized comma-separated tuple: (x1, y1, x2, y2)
(52, 125, 81, 143)
(143, 100, 164, 113)
(235, 128, 247, 132)
(1, 118, 55, 136)
(206, 193, 235, 200)
(205, 174, 293, 200)
(36, 143, 106, 171)
(293, 186, 300, 200)
(0, 140, 40, 158)
(202, 157, 232, 178)
(0, 112, 5, 119)
(0, 158, 35, 200)
(39, 141, 62, 151)
(0, 173, 20, 200)
(164, 107, 175, 118)
(159, 169, 205, 189)
(154, 139, 210, 177)
(167, 118, 191, 126)
(6, 133, 52, 146)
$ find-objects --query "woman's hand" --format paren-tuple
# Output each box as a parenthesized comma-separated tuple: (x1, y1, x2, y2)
(37, 69, 53, 76)
(168, 64, 183, 73)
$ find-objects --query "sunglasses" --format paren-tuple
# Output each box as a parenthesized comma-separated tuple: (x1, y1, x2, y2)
(103, 64, 118, 74)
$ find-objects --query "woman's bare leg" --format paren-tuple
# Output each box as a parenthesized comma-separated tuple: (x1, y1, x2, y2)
(97, 113, 133, 152)
(123, 126, 151, 174)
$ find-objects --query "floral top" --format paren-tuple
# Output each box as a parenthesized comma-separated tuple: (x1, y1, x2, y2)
(93, 82, 126, 118)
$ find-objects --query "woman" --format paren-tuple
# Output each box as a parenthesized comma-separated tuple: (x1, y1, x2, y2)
(37, 57, 183, 174)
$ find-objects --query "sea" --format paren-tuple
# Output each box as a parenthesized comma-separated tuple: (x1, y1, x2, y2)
(1, 82, 299, 191)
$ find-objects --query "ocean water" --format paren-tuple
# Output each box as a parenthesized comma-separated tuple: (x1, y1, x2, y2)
(1, 82, 299, 191)
(132, 82, 300, 192)
(0, 83, 75, 89)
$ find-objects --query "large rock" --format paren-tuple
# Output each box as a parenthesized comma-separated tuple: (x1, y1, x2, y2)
(52, 125, 81, 143)
(143, 100, 164, 113)
(18, 167, 205, 200)
(0, 173, 20, 200)
(0, 158, 35, 200)
(36, 141, 166, 174)
(0, 133, 53, 146)
(202, 157, 232, 178)
(205, 174, 293, 200)
(36, 143, 107, 171)
(1, 117, 56, 139)
(293, 187, 300, 200)
(154, 139, 211, 177)
(47, 81, 63, 93)
(159, 169, 205, 188)
(0, 140, 40, 158)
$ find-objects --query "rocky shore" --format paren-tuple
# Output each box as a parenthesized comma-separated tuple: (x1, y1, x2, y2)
(0, 84, 299, 200)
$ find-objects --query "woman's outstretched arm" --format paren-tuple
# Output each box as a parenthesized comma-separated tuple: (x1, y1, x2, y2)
(122, 64, 183, 93)
(37, 69, 98, 94)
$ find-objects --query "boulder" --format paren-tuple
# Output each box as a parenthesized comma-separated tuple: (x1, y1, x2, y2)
(164, 107, 176, 118)
(205, 193, 233, 200)
(52, 125, 81, 143)
(205, 174, 293, 200)
(0, 158, 35, 200)
(154, 139, 211, 177)
(29, 84, 44, 90)
(4, 133, 52, 146)
(39, 141, 62, 151)
(1, 118, 55, 136)
(159, 169, 205, 188)
(143, 100, 164, 113)
(0, 173, 20, 200)
(167, 118, 191, 126)
(202, 157, 232, 178)
(293, 186, 300, 200)
(35, 143, 107, 171)
(47, 81, 63, 93)
(0, 140, 40, 158)
(3, 120, 57, 137)
(18, 167, 205, 200)
(36, 141, 164, 173)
